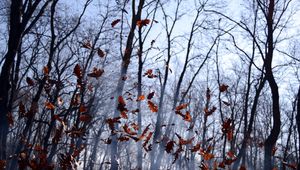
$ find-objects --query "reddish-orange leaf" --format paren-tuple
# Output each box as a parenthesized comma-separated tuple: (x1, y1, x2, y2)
(26, 77, 35, 86)
(43, 66, 49, 75)
(45, 101, 55, 110)
(203, 153, 214, 161)
(176, 133, 194, 145)
(137, 95, 145, 101)
(120, 111, 128, 119)
(79, 104, 88, 113)
(87, 67, 104, 78)
(219, 84, 229, 92)
(111, 19, 121, 27)
(147, 91, 155, 100)
(148, 101, 158, 112)
(191, 143, 201, 152)
(97, 48, 105, 58)
(227, 130, 233, 141)
(123, 124, 137, 135)
(118, 96, 126, 106)
(165, 141, 175, 153)
(137, 19, 151, 28)
(144, 132, 153, 142)
(175, 103, 188, 111)
(204, 106, 217, 117)
(184, 111, 192, 122)
(73, 64, 82, 78)
(79, 114, 92, 122)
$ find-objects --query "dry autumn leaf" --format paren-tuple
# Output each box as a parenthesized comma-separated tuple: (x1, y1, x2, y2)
(148, 101, 158, 112)
(26, 77, 35, 86)
(43, 66, 49, 75)
(111, 19, 121, 27)
(165, 141, 175, 153)
(219, 84, 229, 92)
(97, 48, 105, 58)
(87, 67, 104, 78)
(79, 105, 88, 113)
(147, 91, 155, 100)
(184, 111, 192, 122)
(137, 95, 145, 101)
(73, 64, 82, 79)
(45, 101, 55, 110)
(137, 19, 151, 28)
(175, 103, 188, 111)
(79, 114, 92, 122)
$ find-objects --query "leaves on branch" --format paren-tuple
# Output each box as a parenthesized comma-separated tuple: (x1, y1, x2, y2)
(26, 77, 35, 86)
(148, 101, 158, 112)
(73, 64, 82, 79)
(219, 84, 229, 92)
(111, 19, 121, 27)
(137, 19, 150, 28)
(87, 67, 104, 78)
(97, 48, 105, 58)
(147, 91, 155, 100)
(45, 101, 55, 110)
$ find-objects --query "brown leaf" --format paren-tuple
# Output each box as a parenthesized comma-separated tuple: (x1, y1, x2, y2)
(219, 84, 229, 92)
(148, 101, 158, 112)
(73, 64, 82, 79)
(26, 77, 35, 86)
(165, 141, 175, 153)
(79, 114, 92, 122)
(147, 91, 155, 100)
(137, 19, 151, 28)
(97, 48, 105, 58)
(120, 111, 128, 119)
(87, 67, 104, 78)
(191, 143, 201, 152)
(184, 111, 192, 122)
(43, 66, 49, 75)
(204, 106, 217, 117)
(111, 19, 121, 27)
(45, 101, 55, 110)
(175, 103, 188, 111)
(79, 105, 88, 113)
